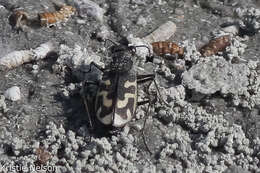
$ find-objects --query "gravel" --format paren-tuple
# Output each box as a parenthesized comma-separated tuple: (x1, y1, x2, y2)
(0, 95, 7, 112)
(182, 57, 249, 95)
(0, 0, 260, 173)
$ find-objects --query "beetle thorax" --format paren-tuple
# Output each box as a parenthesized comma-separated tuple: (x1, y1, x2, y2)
(109, 55, 133, 73)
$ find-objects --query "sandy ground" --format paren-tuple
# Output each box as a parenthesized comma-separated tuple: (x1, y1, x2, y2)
(0, 0, 260, 172)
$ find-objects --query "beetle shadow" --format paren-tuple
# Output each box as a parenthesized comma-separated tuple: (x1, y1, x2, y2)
(79, 80, 124, 138)
(51, 65, 119, 139)
(55, 91, 121, 139)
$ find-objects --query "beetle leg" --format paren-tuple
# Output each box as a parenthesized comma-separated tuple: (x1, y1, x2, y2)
(90, 62, 105, 73)
(80, 62, 105, 74)
(141, 98, 153, 155)
(134, 99, 150, 118)
(104, 39, 119, 48)
(142, 110, 152, 155)
(137, 74, 168, 106)
(137, 74, 155, 83)
(81, 80, 100, 141)
(137, 100, 150, 106)
(136, 74, 161, 155)
(136, 74, 170, 154)
(133, 98, 153, 155)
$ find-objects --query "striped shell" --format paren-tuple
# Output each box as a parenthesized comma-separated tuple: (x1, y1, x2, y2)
(38, 5, 76, 26)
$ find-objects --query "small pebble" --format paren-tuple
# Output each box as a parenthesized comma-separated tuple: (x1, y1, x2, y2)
(137, 15, 147, 26)
(116, 152, 124, 162)
(158, 109, 167, 117)
(11, 137, 23, 156)
(32, 64, 39, 74)
(222, 25, 239, 35)
(175, 8, 184, 15)
(96, 25, 110, 40)
(152, 57, 162, 65)
(158, 110, 173, 125)
(76, 19, 86, 24)
(62, 89, 70, 99)
(123, 125, 130, 135)
(4, 86, 21, 101)
(68, 83, 76, 91)
(32, 65, 39, 70)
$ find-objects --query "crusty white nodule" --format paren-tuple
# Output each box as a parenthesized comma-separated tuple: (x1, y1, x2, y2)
(0, 41, 55, 70)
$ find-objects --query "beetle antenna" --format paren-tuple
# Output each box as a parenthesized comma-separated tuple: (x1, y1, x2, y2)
(128, 45, 137, 55)
(152, 79, 169, 106)
(104, 39, 119, 48)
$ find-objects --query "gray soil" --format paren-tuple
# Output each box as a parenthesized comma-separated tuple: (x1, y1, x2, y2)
(0, 0, 260, 172)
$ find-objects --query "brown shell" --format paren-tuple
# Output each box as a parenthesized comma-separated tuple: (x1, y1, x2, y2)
(152, 41, 184, 57)
(35, 147, 51, 165)
(199, 35, 231, 57)
(38, 5, 76, 26)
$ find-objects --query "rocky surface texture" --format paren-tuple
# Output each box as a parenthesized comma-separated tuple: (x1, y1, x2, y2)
(0, 0, 260, 172)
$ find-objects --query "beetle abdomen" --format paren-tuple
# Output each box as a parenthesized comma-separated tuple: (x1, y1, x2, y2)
(95, 72, 137, 127)
(113, 72, 137, 127)
(95, 75, 116, 125)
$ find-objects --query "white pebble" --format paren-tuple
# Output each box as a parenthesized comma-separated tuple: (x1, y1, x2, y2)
(142, 21, 177, 43)
(96, 25, 110, 40)
(76, 19, 86, 24)
(4, 86, 21, 101)
(32, 65, 39, 70)
(75, 0, 105, 23)
(137, 15, 147, 26)
(222, 25, 239, 35)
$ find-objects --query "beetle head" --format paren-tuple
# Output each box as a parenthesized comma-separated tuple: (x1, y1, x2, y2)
(104, 39, 151, 73)
(109, 45, 135, 73)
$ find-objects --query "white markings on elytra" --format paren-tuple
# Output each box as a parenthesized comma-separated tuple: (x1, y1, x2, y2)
(104, 80, 111, 85)
(117, 80, 136, 108)
(96, 78, 137, 126)
(124, 80, 136, 88)
(113, 80, 137, 127)
(113, 110, 132, 127)
(98, 91, 113, 107)
(96, 108, 112, 125)
(117, 93, 135, 108)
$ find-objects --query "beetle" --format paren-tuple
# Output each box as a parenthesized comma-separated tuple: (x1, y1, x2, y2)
(82, 40, 161, 128)
(81, 40, 165, 153)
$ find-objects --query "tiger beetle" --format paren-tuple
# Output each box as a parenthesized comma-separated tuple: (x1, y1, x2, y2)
(81, 39, 167, 154)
